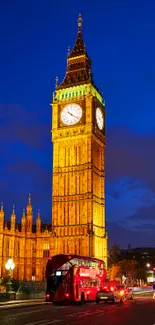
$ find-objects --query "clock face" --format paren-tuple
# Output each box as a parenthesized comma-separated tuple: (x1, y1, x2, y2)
(61, 104, 82, 126)
(96, 107, 104, 130)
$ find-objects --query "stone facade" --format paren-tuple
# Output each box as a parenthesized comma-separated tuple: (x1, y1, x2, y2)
(0, 196, 51, 281)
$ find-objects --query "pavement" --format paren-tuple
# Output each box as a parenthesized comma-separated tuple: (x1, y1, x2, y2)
(0, 299, 45, 309)
(0, 296, 155, 325)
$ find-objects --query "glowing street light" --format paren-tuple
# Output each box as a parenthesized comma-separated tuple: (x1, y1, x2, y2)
(146, 263, 151, 268)
(5, 258, 15, 292)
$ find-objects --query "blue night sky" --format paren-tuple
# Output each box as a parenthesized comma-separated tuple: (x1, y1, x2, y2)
(0, 0, 155, 248)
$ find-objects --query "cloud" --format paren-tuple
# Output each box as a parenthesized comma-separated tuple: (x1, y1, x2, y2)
(0, 104, 51, 149)
(127, 204, 155, 221)
(105, 126, 155, 193)
(107, 221, 155, 248)
(111, 191, 121, 200)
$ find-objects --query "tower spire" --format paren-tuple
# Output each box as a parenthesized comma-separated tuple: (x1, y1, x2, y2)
(77, 13, 83, 32)
(28, 193, 31, 204)
(1, 201, 3, 212)
(12, 205, 15, 214)
(56, 13, 93, 90)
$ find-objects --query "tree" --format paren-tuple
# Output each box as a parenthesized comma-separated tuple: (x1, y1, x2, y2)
(134, 268, 147, 282)
(108, 265, 120, 281)
(108, 244, 121, 266)
(118, 259, 137, 275)
(118, 259, 138, 286)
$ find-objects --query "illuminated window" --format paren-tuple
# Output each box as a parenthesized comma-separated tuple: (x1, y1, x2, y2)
(32, 241, 36, 257)
(15, 241, 20, 257)
(6, 239, 9, 257)
(32, 266, 35, 276)
(43, 241, 50, 258)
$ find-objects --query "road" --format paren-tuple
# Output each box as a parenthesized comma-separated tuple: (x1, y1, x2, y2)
(0, 296, 155, 325)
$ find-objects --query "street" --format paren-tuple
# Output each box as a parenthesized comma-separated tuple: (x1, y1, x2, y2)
(0, 297, 154, 325)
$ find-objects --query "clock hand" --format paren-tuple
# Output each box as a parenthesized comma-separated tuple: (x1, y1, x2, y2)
(68, 112, 74, 117)
(68, 111, 78, 119)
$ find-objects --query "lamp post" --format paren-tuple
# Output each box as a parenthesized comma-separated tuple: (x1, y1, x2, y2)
(5, 258, 15, 292)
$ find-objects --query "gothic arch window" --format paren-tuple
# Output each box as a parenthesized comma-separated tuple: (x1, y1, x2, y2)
(6, 238, 9, 257)
(32, 241, 36, 258)
(43, 241, 49, 258)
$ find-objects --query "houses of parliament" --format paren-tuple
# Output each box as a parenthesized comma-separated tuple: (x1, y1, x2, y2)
(0, 14, 108, 281)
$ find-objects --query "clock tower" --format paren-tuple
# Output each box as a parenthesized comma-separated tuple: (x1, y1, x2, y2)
(51, 14, 108, 265)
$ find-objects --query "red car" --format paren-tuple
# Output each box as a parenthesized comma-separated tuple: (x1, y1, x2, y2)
(116, 285, 133, 300)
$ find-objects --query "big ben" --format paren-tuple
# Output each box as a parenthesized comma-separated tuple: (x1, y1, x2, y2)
(51, 14, 108, 266)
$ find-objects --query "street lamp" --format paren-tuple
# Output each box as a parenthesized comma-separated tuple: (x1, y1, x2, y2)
(5, 258, 15, 292)
(146, 263, 151, 268)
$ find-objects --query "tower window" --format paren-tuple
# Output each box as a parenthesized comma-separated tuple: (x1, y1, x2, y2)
(62, 94, 64, 99)
(65, 93, 67, 98)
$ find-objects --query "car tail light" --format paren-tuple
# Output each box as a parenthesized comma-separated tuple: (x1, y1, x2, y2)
(97, 288, 99, 291)
(65, 293, 70, 298)
(110, 286, 114, 292)
(46, 294, 50, 298)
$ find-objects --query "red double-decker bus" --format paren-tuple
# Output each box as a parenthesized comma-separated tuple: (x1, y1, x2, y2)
(45, 254, 106, 303)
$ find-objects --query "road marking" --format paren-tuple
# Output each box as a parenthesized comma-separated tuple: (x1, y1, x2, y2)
(9, 309, 48, 318)
(25, 320, 49, 325)
(25, 320, 62, 325)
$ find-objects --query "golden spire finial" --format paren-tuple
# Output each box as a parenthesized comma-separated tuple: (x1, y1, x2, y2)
(28, 193, 31, 204)
(1, 201, 3, 212)
(38, 209, 40, 218)
(12, 205, 15, 214)
(67, 46, 70, 57)
(77, 13, 83, 32)
(55, 76, 58, 88)
(23, 208, 25, 217)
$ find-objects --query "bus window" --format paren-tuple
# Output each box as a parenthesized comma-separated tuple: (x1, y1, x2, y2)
(59, 261, 71, 270)
(70, 258, 78, 265)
